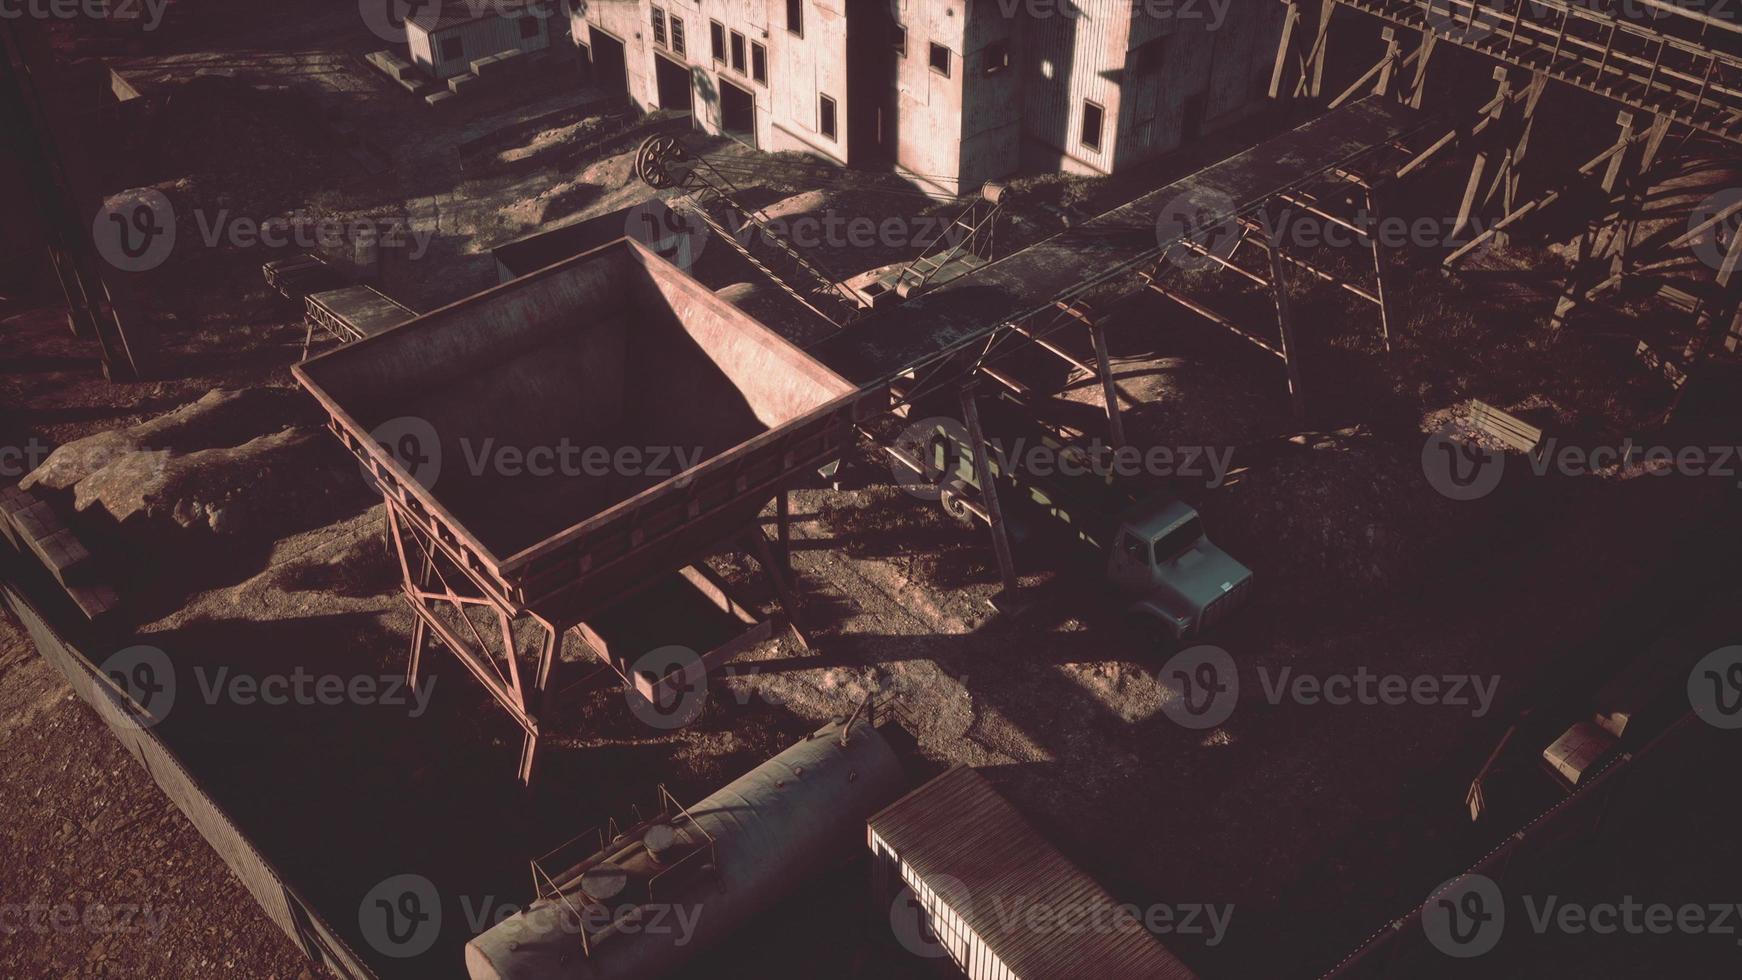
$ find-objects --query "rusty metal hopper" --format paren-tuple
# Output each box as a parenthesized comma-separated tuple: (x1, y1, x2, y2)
(294, 238, 860, 619)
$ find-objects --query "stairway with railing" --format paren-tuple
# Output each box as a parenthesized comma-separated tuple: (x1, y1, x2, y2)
(634, 134, 865, 327)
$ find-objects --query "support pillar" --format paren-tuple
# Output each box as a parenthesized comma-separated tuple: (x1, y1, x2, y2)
(1089, 320, 1127, 449)
(1265, 226, 1307, 420)
(1455, 69, 1514, 241)
(1366, 182, 1396, 355)
(1552, 110, 1644, 333)
(1270, 0, 1335, 103)
(1405, 30, 1437, 109)
(958, 386, 1020, 603)
(775, 489, 793, 575)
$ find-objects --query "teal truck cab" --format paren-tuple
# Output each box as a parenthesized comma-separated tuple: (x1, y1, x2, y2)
(893, 392, 1253, 642)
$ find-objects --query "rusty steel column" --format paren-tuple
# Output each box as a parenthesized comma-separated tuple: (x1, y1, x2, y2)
(958, 386, 1019, 601)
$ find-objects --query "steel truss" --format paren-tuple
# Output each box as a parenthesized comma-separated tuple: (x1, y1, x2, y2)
(880, 159, 1411, 601)
(387, 493, 805, 787)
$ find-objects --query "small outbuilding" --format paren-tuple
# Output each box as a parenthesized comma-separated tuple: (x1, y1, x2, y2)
(868, 765, 1199, 980)
(405, 0, 555, 81)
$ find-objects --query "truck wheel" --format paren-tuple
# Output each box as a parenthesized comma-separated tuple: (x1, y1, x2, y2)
(939, 489, 975, 525)
(1125, 612, 1179, 656)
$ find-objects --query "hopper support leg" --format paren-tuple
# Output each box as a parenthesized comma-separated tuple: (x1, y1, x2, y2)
(748, 528, 811, 652)
(386, 498, 556, 787)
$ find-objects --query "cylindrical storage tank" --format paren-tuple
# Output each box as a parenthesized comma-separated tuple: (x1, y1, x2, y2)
(465, 716, 906, 980)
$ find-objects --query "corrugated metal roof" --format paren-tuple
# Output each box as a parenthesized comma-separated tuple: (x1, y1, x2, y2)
(869, 766, 1199, 980)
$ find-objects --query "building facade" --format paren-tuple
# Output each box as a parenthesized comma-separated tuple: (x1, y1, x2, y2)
(569, 0, 1283, 195)
(571, 0, 854, 164)
(409, 1, 557, 81)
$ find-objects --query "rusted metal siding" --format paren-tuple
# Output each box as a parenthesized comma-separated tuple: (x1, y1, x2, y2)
(1021, 0, 1131, 175)
(1022, 2, 1282, 172)
(868, 766, 1199, 980)
(1117, 4, 1284, 164)
(582, 0, 849, 163)
(958, 1, 1022, 193)
(770, 0, 850, 162)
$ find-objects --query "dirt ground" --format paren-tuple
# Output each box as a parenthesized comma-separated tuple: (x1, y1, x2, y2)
(3, 5, 1742, 980)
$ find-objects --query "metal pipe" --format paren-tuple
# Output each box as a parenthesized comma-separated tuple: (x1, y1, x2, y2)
(465, 717, 907, 980)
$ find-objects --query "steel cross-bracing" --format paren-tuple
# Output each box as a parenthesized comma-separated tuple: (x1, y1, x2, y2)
(387, 491, 806, 787)
(807, 98, 1432, 602)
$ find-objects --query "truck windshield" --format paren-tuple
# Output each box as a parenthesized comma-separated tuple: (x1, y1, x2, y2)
(1151, 517, 1202, 563)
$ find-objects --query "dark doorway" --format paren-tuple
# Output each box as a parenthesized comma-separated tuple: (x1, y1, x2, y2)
(588, 27, 627, 94)
(718, 77, 755, 146)
(846, 1, 899, 167)
(653, 52, 693, 114)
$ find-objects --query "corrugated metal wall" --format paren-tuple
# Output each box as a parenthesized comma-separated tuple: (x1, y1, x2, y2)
(1021, 0, 1131, 175)
(1022, 1, 1283, 172)
(871, 829, 1017, 980)
(418, 11, 554, 79)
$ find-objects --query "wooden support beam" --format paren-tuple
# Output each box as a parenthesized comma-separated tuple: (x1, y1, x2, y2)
(1329, 28, 1402, 108)
(959, 386, 1020, 602)
(1307, 0, 1336, 99)
(1272, 0, 1337, 103)
(1269, 0, 1304, 100)
(1603, 112, 1674, 279)
(1666, 224, 1742, 420)
(1490, 73, 1551, 247)
(1406, 30, 1437, 109)
(1374, 27, 1402, 98)
(1446, 115, 1654, 267)
(1456, 69, 1513, 241)
(1552, 110, 1640, 332)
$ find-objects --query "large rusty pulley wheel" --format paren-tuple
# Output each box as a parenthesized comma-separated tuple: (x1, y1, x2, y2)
(635, 134, 688, 190)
